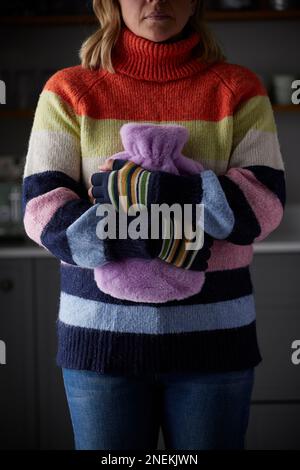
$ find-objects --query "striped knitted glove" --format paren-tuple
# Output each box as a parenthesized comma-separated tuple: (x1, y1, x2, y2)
(91, 159, 213, 271)
(91, 159, 202, 213)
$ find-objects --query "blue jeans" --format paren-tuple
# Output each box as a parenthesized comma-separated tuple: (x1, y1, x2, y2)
(62, 367, 255, 450)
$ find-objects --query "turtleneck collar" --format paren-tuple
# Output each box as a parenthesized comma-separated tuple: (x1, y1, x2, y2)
(111, 25, 208, 82)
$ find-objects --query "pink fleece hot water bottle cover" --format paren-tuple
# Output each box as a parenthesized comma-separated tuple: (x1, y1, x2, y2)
(94, 122, 209, 302)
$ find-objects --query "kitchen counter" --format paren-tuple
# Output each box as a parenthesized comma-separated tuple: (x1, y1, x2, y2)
(0, 239, 299, 258)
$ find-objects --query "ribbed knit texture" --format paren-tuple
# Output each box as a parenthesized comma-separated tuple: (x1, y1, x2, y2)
(22, 25, 286, 376)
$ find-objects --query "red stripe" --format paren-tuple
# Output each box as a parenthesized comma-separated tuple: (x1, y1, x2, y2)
(43, 63, 267, 122)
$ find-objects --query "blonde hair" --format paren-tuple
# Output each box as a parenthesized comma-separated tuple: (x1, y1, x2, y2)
(80, 0, 226, 72)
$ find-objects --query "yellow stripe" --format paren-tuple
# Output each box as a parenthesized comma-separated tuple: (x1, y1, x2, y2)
(77, 117, 233, 168)
(118, 161, 136, 212)
(32, 90, 80, 138)
(233, 95, 277, 150)
(174, 239, 189, 267)
(34, 92, 277, 176)
(165, 236, 181, 264)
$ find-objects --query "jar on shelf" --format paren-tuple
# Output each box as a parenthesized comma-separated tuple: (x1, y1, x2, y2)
(15, 69, 38, 109)
(0, 69, 17, 109)
(269, 0, 297, 9)
(271, 74, 298, 104)
(0, 156, 25, 240)
(214, 0, 258, 9)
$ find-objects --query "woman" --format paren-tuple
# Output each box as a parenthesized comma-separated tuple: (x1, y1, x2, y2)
(22, 0, 286, 450)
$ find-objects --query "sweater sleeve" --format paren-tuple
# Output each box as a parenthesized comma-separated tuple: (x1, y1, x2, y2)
(199, 67, 286, 245)
(22, 71, 107, 268)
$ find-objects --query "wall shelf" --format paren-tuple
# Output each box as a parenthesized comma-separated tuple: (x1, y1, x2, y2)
(0, 15, 95, 26)
(272, 104, 300, 112)
(206, 9, 300, 21)
(0, 109, 35, 118)
(1, 10, 300, 26)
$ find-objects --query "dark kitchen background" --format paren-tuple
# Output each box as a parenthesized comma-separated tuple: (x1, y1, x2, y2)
(0, 0, 300, 450)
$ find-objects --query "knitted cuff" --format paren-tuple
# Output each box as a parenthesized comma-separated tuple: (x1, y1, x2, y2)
(148, 171, 203, 207)
(102, 212, 162, 262)
(103, 237, 152, 261)
(91, 170, 119, 209)
(183, 232, 214, 271)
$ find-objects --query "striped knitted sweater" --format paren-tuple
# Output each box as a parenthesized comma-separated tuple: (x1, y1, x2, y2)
(22, 25, 286, 376)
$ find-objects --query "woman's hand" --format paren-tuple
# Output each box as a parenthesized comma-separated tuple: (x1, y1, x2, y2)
(88, 157, 150, 210)
(88, 158, 114, 204)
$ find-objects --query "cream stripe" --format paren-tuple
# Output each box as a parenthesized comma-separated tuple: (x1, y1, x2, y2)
(229, 128, 285, 171)
(185, 245, 200, 270)
(108, 171, 118, 211)
(144, 171, 151, 208)
(23, 129, 81, 181)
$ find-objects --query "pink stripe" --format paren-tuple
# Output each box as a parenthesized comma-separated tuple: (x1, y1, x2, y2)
(226, 168, 284, 243)
(207, 240, 253, 271)
(24, 187, 80, 245)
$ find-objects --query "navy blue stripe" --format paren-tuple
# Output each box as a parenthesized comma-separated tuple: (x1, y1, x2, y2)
(60, 264, 253, 306)
(56, 319, 262, 376)
(218, 174, 261, 245)
(41, 198, 92, 265)
(244, 165, 286, 208)
(22, 170, 89, 215)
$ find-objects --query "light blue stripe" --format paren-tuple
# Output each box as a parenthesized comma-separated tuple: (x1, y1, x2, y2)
(58, 292, 256, 333)
(200, 170, 235, 239)
(66, 204, 108, 269)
